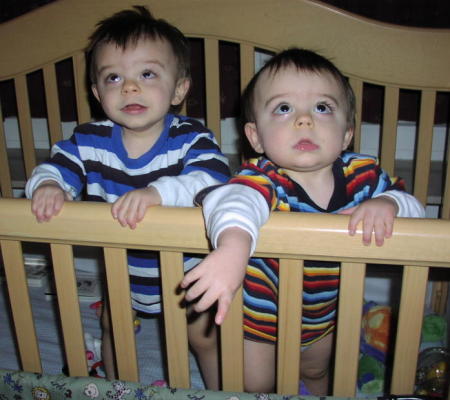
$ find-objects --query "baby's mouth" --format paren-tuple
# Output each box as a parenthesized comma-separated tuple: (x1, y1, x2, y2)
(121, 104, 147, 113)
(294, 139, 319, 151)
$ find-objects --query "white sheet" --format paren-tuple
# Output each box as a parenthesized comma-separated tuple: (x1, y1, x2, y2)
(0, 281, 204, 388)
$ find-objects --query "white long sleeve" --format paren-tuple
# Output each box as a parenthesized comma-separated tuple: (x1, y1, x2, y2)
(150, 170, 226, 207)
(201, 184, 270, 255)
(375, 190, 425, 218)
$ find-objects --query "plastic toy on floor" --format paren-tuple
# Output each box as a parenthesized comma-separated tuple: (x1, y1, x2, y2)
(84, 332, 105, 378)
(357, 301, 391, 395)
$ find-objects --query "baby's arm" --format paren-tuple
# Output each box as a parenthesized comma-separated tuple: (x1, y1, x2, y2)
(342, 190, 425, 246)
(181, 227, 252, 325)
(181, 184, 270, 324)
(31, 180, 72, 222)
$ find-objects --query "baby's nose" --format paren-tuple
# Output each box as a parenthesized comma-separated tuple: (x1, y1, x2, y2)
(295, 113, 313, 127)
(121, 79, 139, 94)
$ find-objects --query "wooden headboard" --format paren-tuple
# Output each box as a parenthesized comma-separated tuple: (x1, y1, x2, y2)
(1, 0, 450, 219)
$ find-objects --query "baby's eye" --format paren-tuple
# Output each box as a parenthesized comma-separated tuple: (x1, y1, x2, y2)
(314, 102, 333, 114)
(142, 70, 156, 79)
(105, 73, 121, 84)
(274, 103, 292, 114)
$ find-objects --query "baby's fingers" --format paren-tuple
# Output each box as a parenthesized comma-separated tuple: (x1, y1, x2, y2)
(361, 215, 376, 246)
(180, 267, 201, 290)
(215, 295, 232, 325)
(348, 211, 362, 236)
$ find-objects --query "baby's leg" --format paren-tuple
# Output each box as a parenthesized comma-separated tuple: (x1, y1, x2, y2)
(300, 333, 334, 395)
(100, 300, 137, 380)
(187, 307, 219, 390)
(244, 339, 276, 393)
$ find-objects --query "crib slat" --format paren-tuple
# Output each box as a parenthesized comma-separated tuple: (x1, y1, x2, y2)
(333, 262, 366, 396)
(239, 43, 254, 91)
(14, 75, 37, 179)
(0, 105, 13, 197)
(441, 143, 450, 219)
(204, 38, 221, 146)
(1, 240, 41, 372)
(413, 90, 436, 206)
(43, 65, 63, 145)
(349, 78, 363, 153)
(277, 258, 303, 395)
(104, 247, 139, 382)
(51, 243, 88, 377)
(73, 52, 91, 125)
(160, 251, 190, 388)
(380, 86, 400, 176)
(221, 286, 244, 391)
(443, 141, 450, 219)
(391, 265, 428, 394)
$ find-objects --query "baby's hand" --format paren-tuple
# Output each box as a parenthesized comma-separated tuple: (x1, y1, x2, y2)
(31, 181, 68, 222)
(111, 186, 161, 229)
(339, 196, 398, 246)
(180, 227, 251, 325)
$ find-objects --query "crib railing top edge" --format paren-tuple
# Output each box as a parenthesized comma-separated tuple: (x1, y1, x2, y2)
(1, 0, 450, 90)
(0, 198, 449, 267)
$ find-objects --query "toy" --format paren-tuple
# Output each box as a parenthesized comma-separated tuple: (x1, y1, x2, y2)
(415, 347, 450, 398)
(357, 301, 391, 395)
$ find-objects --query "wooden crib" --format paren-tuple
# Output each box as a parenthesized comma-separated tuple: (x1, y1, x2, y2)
(0, 0, 449, 397)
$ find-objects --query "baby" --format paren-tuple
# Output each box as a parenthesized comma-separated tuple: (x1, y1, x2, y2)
(181, 48, 425, 394)
(26, 6, 230, 387)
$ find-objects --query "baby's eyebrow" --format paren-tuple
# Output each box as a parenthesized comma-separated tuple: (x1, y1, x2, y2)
(317, 93, 340, 105)
(142, 59, 165, 69)
(264, 93, 290, 108)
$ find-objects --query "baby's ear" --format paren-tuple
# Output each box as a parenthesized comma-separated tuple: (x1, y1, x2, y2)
(244, 122, 264, 153)
(342, 127, 354, 150)
(172, 78, 191, 106)
(91, 84, 100, 102)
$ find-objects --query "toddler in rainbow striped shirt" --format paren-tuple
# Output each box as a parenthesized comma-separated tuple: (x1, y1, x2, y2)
(181, 48, 424, 395)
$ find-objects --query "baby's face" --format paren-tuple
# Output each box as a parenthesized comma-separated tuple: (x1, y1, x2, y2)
(91, 37, 188, 139)
(244, 66, 353, 181)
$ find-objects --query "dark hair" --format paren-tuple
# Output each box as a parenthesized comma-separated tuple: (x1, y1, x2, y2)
(86, 5, 190, 84)
(242, 48, 356, 130)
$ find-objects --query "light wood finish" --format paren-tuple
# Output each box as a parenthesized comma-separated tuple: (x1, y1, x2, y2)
(443, 139, 450, 220)
(333, 262, 366, 396)
(391, 266, 429, 394)
(1, 0, 450, 394)
(160, 251, 190, 388)
(2, 0, 449, 89)
(431, 281, 449, 315)
(204, 38, 221, 145)
(0, 106, 13, 197)
(380, 86, 399, 176)
(1, 239, 41, 373)
(103, 247, 139, 382)
(276, 259, 303, 395)
(239, 44, 255, 91)
(43, 64, 63, 145)
(413, 90, 436, 205)
(51, 243, 88, 377)
(1, 199, 449, 267)
(0, 199, 449, 393)
(221, 287, 244, 391)
(14, 75, 36, 179)
(73, 52, 91, 125)
(349, 78, 363, 153)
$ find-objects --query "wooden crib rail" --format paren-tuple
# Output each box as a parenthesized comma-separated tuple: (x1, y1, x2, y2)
(1, 198, 449, 395)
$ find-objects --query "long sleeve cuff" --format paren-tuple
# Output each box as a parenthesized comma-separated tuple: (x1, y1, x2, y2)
(202, 184, 270, 255)
(375, 190, 425, 218)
